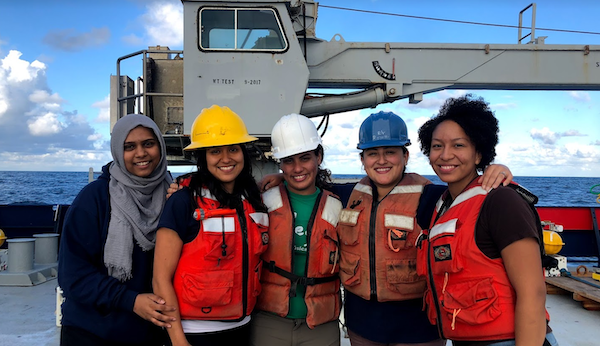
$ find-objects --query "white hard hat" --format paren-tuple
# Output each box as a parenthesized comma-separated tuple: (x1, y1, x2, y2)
(271, 113, 322, 159)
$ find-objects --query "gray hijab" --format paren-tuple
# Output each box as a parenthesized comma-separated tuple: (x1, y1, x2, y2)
(105, 114, 172, 282)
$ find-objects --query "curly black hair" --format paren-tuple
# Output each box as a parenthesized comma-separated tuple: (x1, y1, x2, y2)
(313, 145, 334, 191)
(418, 94, 499, 171)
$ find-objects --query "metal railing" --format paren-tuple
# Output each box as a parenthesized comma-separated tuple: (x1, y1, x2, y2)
(115, 48, 184, 119)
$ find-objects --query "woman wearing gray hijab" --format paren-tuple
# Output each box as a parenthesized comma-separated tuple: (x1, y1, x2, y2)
(58, 114, 176, 346)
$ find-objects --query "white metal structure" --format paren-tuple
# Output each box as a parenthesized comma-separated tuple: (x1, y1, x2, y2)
(110, 0, 600, 168)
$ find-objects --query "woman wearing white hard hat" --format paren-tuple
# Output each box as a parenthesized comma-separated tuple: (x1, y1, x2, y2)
(250, 113, 343, 346)
(259, 111, 513, 346)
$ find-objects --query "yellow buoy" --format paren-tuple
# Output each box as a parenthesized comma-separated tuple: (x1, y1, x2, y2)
(0, 229, 6, 247)
(543, 230, 564, 255)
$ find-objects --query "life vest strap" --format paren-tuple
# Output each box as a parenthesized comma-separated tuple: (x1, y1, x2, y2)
(264, 261, 338, 297)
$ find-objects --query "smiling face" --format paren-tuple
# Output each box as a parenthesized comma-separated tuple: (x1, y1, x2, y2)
(429, 120, 482, 198)
(361, 146, 408, 198)
(280, 150, 321, 195)
(123, 126, 161, 177)
(206, 145, 244, 193)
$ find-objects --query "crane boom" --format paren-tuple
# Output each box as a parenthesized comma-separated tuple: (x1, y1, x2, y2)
(110, 0, 600, 169)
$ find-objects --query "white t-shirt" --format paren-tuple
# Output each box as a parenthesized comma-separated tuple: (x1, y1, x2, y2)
(181, 316, 251, 333)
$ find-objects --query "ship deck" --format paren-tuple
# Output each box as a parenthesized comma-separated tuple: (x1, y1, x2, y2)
(1, 277, 600, 346)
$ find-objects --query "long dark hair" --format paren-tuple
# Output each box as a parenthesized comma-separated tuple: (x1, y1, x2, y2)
(188, 145, 266, 212)
(314, 145, 333, 191)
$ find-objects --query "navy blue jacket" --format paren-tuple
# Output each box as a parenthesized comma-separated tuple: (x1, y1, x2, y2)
(58, 164, 162, 343)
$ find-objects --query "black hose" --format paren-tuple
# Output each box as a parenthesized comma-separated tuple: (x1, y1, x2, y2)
(560, 268, 600, 289)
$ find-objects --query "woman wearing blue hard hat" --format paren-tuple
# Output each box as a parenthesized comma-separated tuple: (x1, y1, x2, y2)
(338, 110, 513, 346)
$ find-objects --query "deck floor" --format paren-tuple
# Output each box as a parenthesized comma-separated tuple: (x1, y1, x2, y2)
(1, 278, 599, 346)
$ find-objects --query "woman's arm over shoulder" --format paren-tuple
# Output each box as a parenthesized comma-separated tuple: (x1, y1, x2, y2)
(416, 184, 447, 230)
(159, 187, 194, 240)
(478, 164, 513, 190)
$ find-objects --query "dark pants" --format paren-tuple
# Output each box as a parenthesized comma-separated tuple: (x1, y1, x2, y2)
(168, 323, 250, 346)
(61, 325, 166, 346)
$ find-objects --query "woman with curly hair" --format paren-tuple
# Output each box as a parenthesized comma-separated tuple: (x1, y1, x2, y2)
(417, 94, 558, 346)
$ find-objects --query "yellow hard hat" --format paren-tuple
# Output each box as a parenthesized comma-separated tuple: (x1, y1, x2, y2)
(184, 105, 258, 151)
(0, 229, 6, 247)
(543, 230, 564, 255)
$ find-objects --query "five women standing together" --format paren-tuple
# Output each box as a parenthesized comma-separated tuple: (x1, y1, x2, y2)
(60, 95, 555, 346)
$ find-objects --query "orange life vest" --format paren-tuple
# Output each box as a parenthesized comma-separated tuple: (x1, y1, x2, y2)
(172, 188, 269, 321)
(257, 184, 342, 329)
(338, 173, 430, 302)
(417, 182, 522, 341)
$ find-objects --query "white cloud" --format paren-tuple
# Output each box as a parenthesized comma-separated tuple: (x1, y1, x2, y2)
(568, 91, 591, 102)
(92, 95, 110, 122)
(28, 112, 63, 136)
(1, 50, 46, 83)
(88, 133, 103, 141)
(316, 110, 364, 174)
(29, 89, 63, 112)
(413, 116, 431, 129)
(530, 127, 587, 145)
(29, 89, 62, 104)
(494, 129, 600, 176)
(530, 127, 557, 144)
(0, 99, 7, 116)
(314, 90, 600, 178)
(564, 142, 597, 158)
(141, 1, 184, 47)
(0, 50, 107, 169)
(490, 102, 517, 110)
(0, 149, 111, 172)
(562, 129, 586, 137)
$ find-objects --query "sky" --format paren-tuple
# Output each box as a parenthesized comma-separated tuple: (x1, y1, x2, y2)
(0, 0, 599, 177)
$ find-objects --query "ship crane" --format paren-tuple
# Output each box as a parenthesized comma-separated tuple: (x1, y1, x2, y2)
(110, 0, 600, 175)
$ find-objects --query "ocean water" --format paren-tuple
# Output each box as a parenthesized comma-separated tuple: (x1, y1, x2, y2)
(0, 171, 598, 207)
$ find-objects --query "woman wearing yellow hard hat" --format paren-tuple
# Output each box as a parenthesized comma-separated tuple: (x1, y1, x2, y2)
(153, 105, 268, 346)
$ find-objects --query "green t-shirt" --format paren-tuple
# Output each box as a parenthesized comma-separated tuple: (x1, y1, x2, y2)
(285, 184, 320, 319)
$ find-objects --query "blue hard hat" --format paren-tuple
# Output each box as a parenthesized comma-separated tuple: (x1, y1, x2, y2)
(357, 111, 411, 149)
